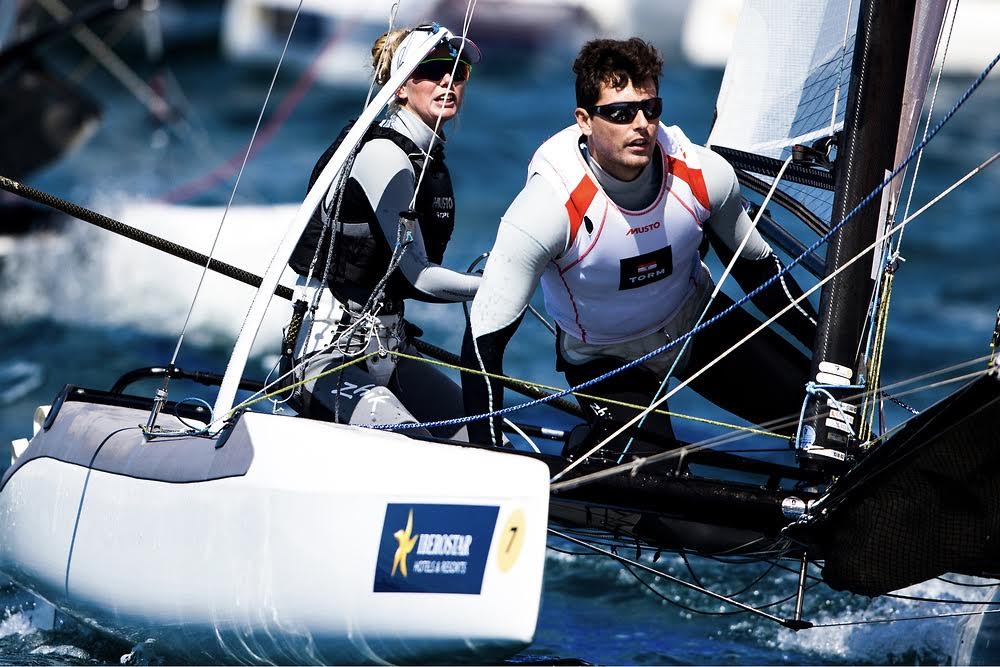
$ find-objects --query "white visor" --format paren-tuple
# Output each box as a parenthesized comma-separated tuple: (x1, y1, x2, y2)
(390, 26, 482, 79)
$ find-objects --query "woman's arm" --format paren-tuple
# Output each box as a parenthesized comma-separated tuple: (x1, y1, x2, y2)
(353, 137, 481, 302)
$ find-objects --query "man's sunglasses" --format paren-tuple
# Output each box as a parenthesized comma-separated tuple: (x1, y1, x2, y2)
(587, 97, 663, 124)
(411, 58, 472, 83)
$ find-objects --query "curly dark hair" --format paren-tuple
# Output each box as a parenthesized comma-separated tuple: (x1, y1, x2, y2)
(572, 38, 663, 108)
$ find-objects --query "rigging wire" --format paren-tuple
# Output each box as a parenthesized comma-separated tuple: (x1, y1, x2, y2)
(167, 0, 305, 370)
(937, 577, 1000, 589)
(885, 591, 1000, 606)
(409, 3, 479, 209)
(620, 560, 822, 618)
(896, 0, 961, 249)
(548, 528, 793, 626)
(829, 0, 856, 134)
(812, 607, 1000, 628)
(161, 27, 349, 204)
(365, 1, 402, 109)
(680, 551, 779, 599)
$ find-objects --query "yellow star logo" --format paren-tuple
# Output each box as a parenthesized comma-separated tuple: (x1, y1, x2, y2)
(391, 509, 418, 577)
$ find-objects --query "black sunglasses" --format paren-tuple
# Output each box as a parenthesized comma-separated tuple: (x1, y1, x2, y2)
(411, 58, 472, 83)
(587, 97, 663, 124)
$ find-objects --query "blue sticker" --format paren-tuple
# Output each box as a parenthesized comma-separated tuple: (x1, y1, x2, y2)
(373, 503, 499, 594)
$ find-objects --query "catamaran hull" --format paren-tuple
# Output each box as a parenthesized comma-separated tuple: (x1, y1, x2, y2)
(0, 400, 549, 664)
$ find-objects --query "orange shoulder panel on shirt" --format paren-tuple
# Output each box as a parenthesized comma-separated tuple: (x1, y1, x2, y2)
(667, 154, 711, 212)
(565, 176, 598, 247)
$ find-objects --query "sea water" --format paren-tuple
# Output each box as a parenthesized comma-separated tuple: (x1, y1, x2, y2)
(0, 17, 998, 665)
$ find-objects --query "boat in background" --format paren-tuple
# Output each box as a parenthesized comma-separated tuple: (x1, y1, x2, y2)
(220, 0, 690, 87)
(0, 0, 175, 262)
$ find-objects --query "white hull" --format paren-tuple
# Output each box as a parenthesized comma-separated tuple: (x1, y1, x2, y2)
(1, 401, 549, 663)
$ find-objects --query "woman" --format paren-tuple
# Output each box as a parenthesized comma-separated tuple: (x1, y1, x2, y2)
(285, 25, 482, 438)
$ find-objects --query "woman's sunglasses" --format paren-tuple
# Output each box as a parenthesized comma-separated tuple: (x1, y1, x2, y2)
(587, 97, 663, 124)
(411, 58, 472, 83)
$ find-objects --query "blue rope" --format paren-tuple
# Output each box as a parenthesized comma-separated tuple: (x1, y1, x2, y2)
(366, 51, 1000, 433)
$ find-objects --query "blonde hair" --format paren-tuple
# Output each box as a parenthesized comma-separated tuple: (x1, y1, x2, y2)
(371, 27, 414, 86)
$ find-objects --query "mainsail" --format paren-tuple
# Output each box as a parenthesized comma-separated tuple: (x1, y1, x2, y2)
(708, 0, 859, 222)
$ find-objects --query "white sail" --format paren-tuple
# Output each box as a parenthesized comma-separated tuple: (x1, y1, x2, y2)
(708, 0, 947, 227)
(708, 0, 859, 162)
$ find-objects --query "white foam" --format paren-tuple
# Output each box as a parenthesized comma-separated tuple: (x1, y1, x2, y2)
(773, 577, 998, 663)
(1, 196, 301, 353)
(0, 609, 34, 639)
(0, 361, 44, 404)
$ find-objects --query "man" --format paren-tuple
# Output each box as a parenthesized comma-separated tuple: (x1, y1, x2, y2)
(461, 38, 817, 453)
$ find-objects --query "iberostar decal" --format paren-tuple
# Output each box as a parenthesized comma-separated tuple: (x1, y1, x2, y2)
(374, 503, 499, 594)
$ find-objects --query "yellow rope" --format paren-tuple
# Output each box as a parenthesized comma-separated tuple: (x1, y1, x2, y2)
(228, 346, 783, 440)
(390, 350, 784, 439)
(860, 273, 895, 442)
(227, 351, 380, 416)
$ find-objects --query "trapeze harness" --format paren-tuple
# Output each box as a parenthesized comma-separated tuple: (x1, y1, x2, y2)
(282, 120, 462, 428)
(289, 120, 457, 317)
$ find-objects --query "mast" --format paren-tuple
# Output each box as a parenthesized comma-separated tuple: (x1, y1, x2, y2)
(798, 0, 917, 469)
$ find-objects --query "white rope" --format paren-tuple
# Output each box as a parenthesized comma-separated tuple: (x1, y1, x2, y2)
(409, 0, 480, 209)
(897, 0, 960, 249)
(168, 0, 305, 368)
(365, 1, 402, 109)
(503, 419, 541, 453)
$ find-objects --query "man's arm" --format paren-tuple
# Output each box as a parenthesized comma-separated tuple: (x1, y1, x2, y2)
(698, 146, 818, 348)
(461, 174, 569, 445)
(355, 138, 481, 302)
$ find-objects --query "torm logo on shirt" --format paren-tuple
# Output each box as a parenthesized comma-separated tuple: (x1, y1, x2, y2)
(619, 246, 674, 290)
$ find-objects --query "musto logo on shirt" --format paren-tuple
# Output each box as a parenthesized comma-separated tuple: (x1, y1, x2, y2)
(619, 246, 673, 290)
(625, 220, 661, 236)
(373, 503, 499, 594)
